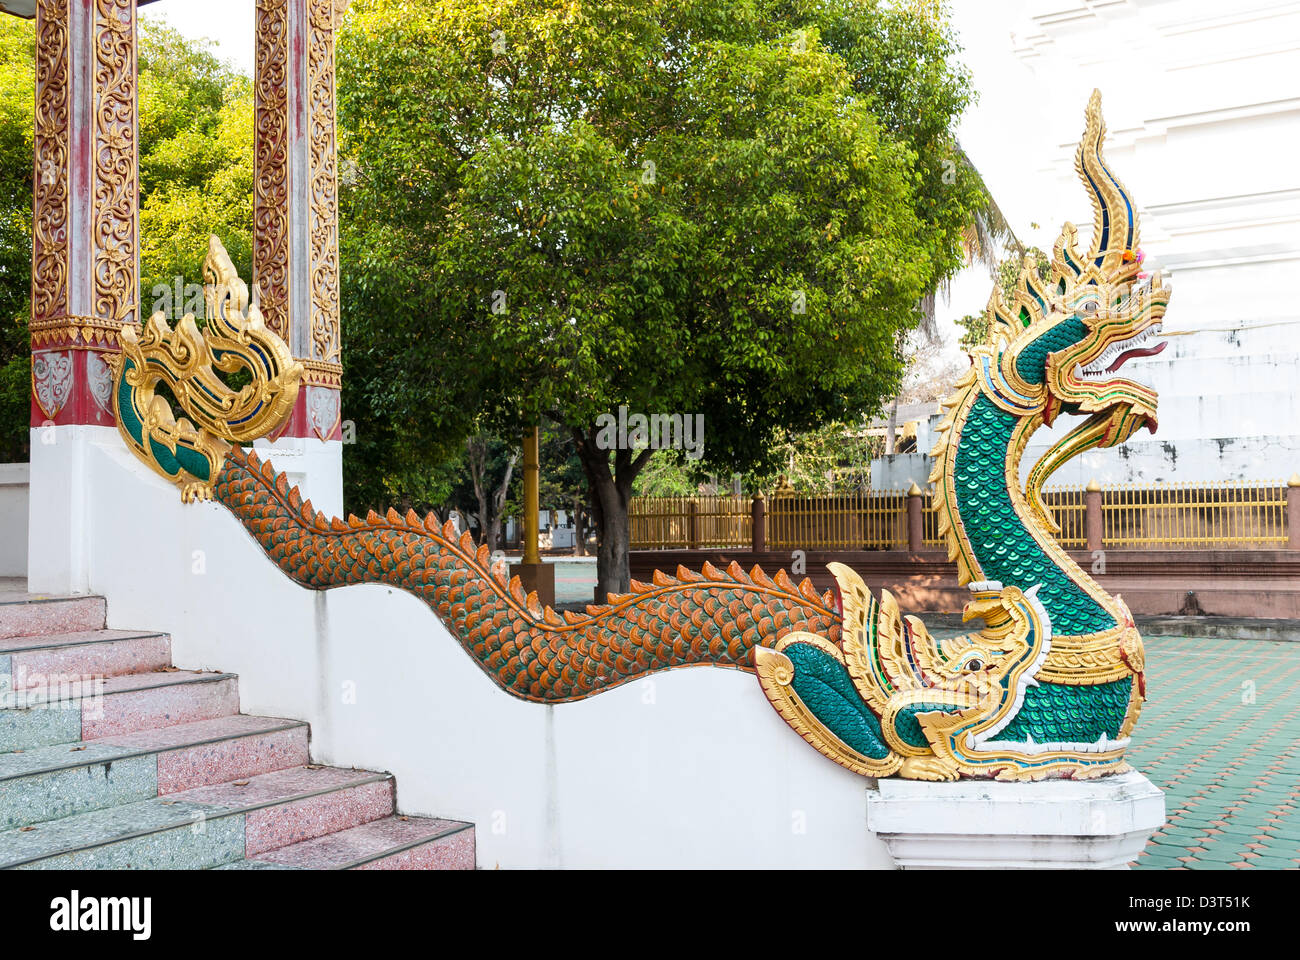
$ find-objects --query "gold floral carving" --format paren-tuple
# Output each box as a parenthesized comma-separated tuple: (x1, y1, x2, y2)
(301, 358, 343, 388)
(30, 315, 137, 350)
(33, 0, 70, 327)
(92, 0, 138, 326)
(254, 0, 291, 340)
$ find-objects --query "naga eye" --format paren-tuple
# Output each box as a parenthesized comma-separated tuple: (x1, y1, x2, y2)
(965, 658, 984, 672)
(1078, 300, 1099, 316)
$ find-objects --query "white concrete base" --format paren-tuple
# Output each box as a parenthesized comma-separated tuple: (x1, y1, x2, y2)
(867, 770, 1166, 869)
(55, 434, 896, 868)
(251, 435, 344, 519)
(27, 425, 119, 595)
(26, 426, 343, 595)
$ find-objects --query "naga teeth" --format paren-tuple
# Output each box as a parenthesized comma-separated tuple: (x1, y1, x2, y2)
(967, 735, 1131, 755)
(1078, 323, 1165, 376)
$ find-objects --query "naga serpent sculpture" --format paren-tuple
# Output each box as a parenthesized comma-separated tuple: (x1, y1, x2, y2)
(112, 91, 1168, 782)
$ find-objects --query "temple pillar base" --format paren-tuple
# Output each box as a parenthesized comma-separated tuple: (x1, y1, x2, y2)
(866, 770, 1165, 869)
(250, 436, 344, 519)
(27, 425, 120, 596)
(509, 561, 555, 609)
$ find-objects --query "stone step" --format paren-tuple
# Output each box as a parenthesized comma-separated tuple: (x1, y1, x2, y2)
(220, 814, 475, 870)
(0, 594, 105, 641)
(0, 714, 310, 830)
(0, 670, 239, 751)
(0, 765, 394, 869)
(0, 629, 172, 688)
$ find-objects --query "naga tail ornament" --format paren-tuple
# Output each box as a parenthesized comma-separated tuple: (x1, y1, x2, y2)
(212, 446, 840, 701)
(114, 91, 1169, 782)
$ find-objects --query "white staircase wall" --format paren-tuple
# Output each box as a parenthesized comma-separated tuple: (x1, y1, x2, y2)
(71, 427, 892, 869)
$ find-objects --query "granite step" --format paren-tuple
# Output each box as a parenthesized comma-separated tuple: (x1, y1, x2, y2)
(0, 593, 105, 640)
(219, 814, 475, 870)
(0, 670, 239, 751)
(0, 629, 172, 688)
(0, 714, 310, 829)
(0, 764, 394, 869)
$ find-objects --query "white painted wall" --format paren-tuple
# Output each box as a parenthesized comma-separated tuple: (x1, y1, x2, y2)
(55, 426, 892, 869)
(0, 463, 28, 578)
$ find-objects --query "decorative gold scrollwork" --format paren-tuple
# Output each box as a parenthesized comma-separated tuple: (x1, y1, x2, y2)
(107, 236, 303, 502)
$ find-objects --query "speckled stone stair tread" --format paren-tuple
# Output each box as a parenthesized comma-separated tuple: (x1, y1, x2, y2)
(0, 594, 106, 640)
(0, 715, 310, 829)
(1, 632, 173, 685)
(0, 669, 242, 752)
(0, 591, 472, 869)
(3, 669, 236, 707)
(223, 814, 475, 870)
(0, 764, 394, 869)
(0, 628, 167, 655)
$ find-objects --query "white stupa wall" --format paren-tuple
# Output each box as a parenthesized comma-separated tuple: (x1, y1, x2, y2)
(935, 0, 1300, 487)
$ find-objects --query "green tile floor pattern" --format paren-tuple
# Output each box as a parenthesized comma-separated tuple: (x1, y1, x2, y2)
(1128, 635, 1300, 870)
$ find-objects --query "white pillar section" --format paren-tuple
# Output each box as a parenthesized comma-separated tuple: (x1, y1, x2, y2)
(868, 771, 1166, 869)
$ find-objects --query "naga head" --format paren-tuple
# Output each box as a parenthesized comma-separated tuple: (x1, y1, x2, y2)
(974, 91, 1169, 464)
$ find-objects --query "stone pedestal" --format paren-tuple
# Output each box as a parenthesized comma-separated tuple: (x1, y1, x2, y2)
(509, 561, 555, 609)
(866, 770, 1165, 869)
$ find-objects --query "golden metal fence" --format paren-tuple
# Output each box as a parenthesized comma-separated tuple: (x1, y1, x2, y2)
(1100, 479, 1287, 549)
(1045, 485, 1088, 549)
(631, 479, 1290, 551)
(768, 491, 906, 550)
(629, 496, 751, 550)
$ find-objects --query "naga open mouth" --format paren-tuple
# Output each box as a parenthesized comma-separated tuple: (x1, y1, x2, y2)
(1075, 322, 1166, 381)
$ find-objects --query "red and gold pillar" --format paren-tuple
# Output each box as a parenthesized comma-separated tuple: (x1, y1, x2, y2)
(254, 0, 343, 444)
(30, 0, 139, 429)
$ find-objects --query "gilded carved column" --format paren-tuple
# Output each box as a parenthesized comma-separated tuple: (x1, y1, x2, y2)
(30, 0, 138, 428)
(255, 0, 344, 443)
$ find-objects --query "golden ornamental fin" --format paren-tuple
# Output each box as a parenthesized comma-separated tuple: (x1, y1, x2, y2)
(108, 235, 304, 502)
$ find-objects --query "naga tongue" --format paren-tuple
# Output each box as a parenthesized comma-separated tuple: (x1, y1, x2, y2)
(1105, 339, 1166, 373)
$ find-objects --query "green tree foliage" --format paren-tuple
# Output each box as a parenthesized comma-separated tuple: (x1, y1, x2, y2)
(137, 23, 255, 311)
(956, 244, 1049, 351)
(0, 18, 35, 463)
(338, 0, 984, 594)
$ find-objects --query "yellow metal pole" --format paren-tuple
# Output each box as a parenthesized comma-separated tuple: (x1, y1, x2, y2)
(523, 426, 540, 565)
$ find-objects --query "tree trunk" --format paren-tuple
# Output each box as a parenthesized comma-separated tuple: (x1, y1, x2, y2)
(485, 451, 518, 553)
(466, 435, 517, 553)
(571, 498, 586, 556)
(466, 436, 490, 544)
(573, 425, 652, 599)
(884, 396, 899, 455)
(591, 469, 632, 599)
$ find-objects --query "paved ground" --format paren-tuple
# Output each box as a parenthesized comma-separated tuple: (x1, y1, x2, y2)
(1128, 634, 1300, 870)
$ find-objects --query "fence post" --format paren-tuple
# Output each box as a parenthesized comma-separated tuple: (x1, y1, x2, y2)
(687, 500, 699, 550)
(906, 482, 923, 553)
(1288, 474, 1300, 550)
(1085, 478, 1103, 553)
(751, 494, 766, 553)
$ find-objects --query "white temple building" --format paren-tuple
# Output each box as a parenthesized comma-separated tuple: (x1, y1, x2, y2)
(924, 0, 1300, 487)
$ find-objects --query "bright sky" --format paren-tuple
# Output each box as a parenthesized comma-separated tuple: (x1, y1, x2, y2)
(140, 0, 258, 74)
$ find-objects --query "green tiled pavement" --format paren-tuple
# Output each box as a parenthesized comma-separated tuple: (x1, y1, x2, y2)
(1129, 635, 1300, 871)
